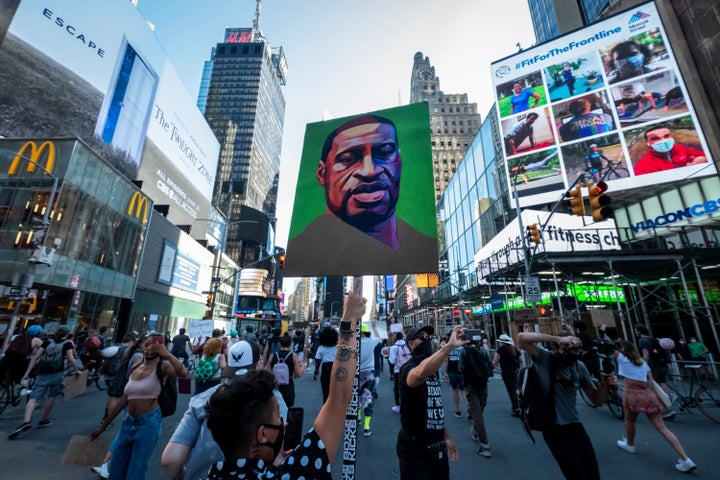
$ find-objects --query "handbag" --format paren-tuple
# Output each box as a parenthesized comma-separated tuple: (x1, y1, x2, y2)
(650, 378, 672, 409)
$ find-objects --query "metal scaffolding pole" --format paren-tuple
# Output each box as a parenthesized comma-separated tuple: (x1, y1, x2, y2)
(608, 260, 628, 340)
(551, 262, 564, 321)
(691, 258, 720, 354)
(675, 259, 703, 343)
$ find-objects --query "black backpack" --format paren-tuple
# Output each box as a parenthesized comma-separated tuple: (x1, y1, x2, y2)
(462, 345, 494, 388)
(516, 359, 555, 443)
(7, 333, 33, 356)
(99, 345, 127, 378)
(106, 351, 133, 397)
(128, 360, 177, 417)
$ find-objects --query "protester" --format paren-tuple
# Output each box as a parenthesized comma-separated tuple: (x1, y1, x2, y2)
(634, 324, 675, 418)
(314, 326, 338, 403)
(0, 324, 43, 383)
(358, 321, 382, 436)
(396, 325, 466, 480)
(8, 326, 82, 440)
(613, 340, 696, 472)
(518, 331, 616, 480)
(194, 337, 227, 395)
(459, 338, 494, 457)
(202, 286, 366, 479)
(443, 339, 467, 419)
(91, 333, 186, 480)
(388, 331, 410, 413)
(492, 333, 521, 416)
(268, 333, 305, 407)
(161, 340, 288, 480)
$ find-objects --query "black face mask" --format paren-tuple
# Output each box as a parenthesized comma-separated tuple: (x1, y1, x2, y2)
(557, 351, 578, 367)
(258, 421, 285, 459)
(412, 338, 433, 361)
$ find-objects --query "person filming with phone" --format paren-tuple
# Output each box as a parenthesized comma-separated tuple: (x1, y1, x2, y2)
(203, 284, 367, 479)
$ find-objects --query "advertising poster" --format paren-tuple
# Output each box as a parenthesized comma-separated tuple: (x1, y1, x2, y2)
(0, 0, 219, 226)
(490, 1, 715, 207)
(285, 103, 437, 276)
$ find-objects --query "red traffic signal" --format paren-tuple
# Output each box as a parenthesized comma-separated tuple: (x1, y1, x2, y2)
(587, 182, 612, 222)
(279, 254, 285, 268)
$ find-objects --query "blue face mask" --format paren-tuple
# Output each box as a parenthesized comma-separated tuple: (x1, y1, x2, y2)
(615, 54, 644, 74)
(651, 138, 675, 153)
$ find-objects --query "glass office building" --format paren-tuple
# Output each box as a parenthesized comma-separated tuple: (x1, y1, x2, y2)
(203, 28, 287, 265)
(0, 138, 148, 336)
(528, 0, 611, 43)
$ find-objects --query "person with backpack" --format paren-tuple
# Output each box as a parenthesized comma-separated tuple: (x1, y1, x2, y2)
(634, 324, 675, 419)
(389, 332, 410, 412)
(518, 331, 616, 480)
(459, 338, 495, 457)
(90, 332, 187, 479)
(100, 334, 138, 420)
(8, 326, 82, 439)
(444, 339, 468, 420)
(1, 324, 43, 384)
(268, 333, 304, 407)
(194, 337, 226, 395)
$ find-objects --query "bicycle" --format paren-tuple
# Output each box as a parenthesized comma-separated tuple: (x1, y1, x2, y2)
(0, 374, 35, 415)
(578, 339, 625, 419)
(666, 361, 720, 424)
(585, 160, 629, 183)
(81, 356, 107, 391)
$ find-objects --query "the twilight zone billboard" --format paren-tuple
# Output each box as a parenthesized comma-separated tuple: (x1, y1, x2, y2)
(0, 0, 219, 227)
(490, 1, 716, 208)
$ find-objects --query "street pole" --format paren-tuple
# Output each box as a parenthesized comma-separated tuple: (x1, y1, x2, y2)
(1, 154, 59, 355)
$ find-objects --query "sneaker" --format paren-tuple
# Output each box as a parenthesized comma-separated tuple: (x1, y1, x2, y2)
(454, 411, 462, 419)
(7, 422, 31, 439)
(91, 462, 110, 479)
(37, 419, 52, 428)
(616, 438, 636, 453)
(392, 405, 400, 413)
(477, 444, 492, 457)
(363, 429, 372, 437)
(663, 410, 677, 420)
(470, 426, 479, 442)
(675, 458, 697, 473)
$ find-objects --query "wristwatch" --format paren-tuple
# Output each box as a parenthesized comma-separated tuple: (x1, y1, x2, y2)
(339, 321, 355, 333)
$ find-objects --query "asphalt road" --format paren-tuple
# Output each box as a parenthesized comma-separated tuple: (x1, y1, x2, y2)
(1, 365, 718, 479)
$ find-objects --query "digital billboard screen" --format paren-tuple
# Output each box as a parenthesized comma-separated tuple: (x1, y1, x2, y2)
(490, 1, 715, 208)
(0, 0, 220, 226)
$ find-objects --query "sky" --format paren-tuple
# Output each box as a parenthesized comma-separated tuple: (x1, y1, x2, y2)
(135, 0, 536, 297)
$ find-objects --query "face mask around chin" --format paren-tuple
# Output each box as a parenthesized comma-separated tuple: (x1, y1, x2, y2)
(651, 138, 675, 153)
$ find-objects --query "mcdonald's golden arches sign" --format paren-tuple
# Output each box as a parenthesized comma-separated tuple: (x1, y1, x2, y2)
(8, 141, 56, 175)
(127, 191, 149, 224)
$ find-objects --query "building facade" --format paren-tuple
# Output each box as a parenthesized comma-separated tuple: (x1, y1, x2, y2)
(203, 26, 287, 265)
(528, 0, 612, 43)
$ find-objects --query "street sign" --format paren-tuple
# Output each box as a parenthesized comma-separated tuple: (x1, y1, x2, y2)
(511, 308, 538, 322)
(524, 276, 542, 303)
(490, 293, 504, 310)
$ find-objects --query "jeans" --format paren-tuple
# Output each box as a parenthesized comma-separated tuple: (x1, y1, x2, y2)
(465, 384, 488, 444)
(109, 408, 162, 480)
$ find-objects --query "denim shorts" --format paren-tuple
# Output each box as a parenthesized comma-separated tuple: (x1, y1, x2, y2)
(29, 371, 65, 400)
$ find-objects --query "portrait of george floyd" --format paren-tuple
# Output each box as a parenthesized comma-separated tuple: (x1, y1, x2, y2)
(284, 103, 438, 277)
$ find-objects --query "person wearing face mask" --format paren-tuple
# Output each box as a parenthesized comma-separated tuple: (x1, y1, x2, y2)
(634, 126, 707, 175)
(608, 41, 653, 84)
(518, 331, 616, 480)
(396, 325, 467, 480)
(203, 286, 366, 480)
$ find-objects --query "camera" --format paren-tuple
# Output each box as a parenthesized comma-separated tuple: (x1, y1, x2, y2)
(464, 329, 484, 343)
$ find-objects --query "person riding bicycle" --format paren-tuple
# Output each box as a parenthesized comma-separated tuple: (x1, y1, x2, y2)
(585, 144, 610, 181)
(1, 325, 43, 383)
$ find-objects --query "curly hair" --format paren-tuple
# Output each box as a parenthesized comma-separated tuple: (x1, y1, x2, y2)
(318, 326, 339, 347)
(202, 337, 223, 358)
(205, 369, 277, 459)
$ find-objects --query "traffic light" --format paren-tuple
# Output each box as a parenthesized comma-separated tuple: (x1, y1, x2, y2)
(587, 182, 612, 221)
(278, 254, 285, 268)
(206, 294, 213, 307)
(566, 187, 585, 216)
(526, 223, 541, 244)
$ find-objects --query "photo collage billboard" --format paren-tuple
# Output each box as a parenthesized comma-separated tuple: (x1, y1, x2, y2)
(490, 1, 715, 207)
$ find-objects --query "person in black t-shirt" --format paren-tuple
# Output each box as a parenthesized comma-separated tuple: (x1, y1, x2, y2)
(171, 328, 192, 367)
(397, 325, 467, 480)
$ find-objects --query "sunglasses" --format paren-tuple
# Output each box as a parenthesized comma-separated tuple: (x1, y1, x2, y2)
(648, 132, 672, 142)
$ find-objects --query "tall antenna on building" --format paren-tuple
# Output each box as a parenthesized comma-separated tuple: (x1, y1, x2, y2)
(252, 0, 263, 41)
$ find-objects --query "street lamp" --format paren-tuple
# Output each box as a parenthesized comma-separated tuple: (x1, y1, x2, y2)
(1, 151, 59, 355)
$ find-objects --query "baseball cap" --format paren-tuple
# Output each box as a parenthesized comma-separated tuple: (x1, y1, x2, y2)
(230, 330, 238, 338)
(27, 325, 42, 336)
(406, 325, 434, 341)
(361, 323, 370, 333)
(498, 334, 515, 346)
(222, 340, 259, 377)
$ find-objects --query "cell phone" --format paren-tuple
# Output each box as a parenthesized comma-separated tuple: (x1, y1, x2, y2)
(151, 335, 165, 345)
(284, 407, 304, 450)
(464, 329, 483, 342)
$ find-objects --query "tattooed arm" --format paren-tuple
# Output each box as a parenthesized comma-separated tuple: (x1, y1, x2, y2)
(313, 283, 366, 462)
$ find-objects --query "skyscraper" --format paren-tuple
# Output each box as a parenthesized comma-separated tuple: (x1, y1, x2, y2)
(528, 0, 612, 43)
(410, 52, 482, 201)
(202, 3, 288, 264)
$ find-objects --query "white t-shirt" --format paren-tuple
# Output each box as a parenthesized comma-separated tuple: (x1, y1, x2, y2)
(617, 353, 650, 382)
(315, 345, 336, 363)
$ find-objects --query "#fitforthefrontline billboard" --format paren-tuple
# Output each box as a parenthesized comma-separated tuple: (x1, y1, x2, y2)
(0, 0, 219, 225)
(490, 1, 716, 208)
